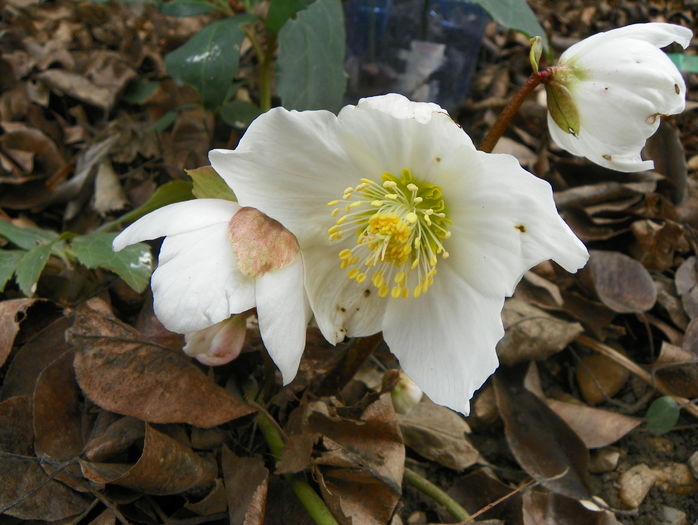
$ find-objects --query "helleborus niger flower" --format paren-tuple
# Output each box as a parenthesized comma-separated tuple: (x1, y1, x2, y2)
(385, 370, 424, 415)
(184, 315, 247, 366)
(112, 200, 308, 383)
(546, 22, 692, 172)
(210, 93, 589, 414)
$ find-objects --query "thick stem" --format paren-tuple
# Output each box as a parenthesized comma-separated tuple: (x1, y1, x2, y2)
(479, 70, 551, 153)
(259, 34, 277, 113)
(403, 467, 470, 521)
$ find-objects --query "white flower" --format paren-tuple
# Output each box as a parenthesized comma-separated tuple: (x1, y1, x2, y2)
(112, 199, 309, 383)
(210, 94, 589, 414)
(547, 23, 692, 172)
(386, 370, 424, 415)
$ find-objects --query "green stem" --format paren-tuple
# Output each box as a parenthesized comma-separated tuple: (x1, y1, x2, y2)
(259, 34, 277, 113)
(479, 69, 552, 153)
(252, 401, 339, 525)
(403, 467, 470, 522)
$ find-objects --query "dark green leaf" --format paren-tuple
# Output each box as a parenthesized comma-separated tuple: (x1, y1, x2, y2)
(122, 80, 159, 105)
(470, 0, 548, 49)
(72, 233, 153, 292)
(186, 166, 236, 201)
(266, 0, 314, 33)
(100, 180, 194, 232)
(15, 243, 54, 296)
(158, 0, 215, 17)
(220, 100, 262, 128)
(646, 396, 680, 435)
(0, 250, 23, 292)
(277, 0, 346, 112)
(0, 220, 57, 251)
(165, 18, 248, 111)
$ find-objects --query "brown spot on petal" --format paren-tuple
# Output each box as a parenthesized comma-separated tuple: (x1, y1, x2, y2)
(228, 207, 299, 278)
(363, 289, 371, 297)
(646, 113, 660, 125)
(602, 154, 612, 161)
(435, 156, 442, 163)
(515, 224, 526, 233)
(674, 83, 680, 95)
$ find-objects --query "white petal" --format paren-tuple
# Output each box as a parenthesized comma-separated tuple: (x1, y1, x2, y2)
(209, 107, 355, 238)
(255, 256, 310, 384)
(560, 23, 691, 61)
(355, 93, 447, 124)
(433, 149, 588, 297)
(382, 263, 503, 414)
(113, 199, 240, 251)
(302, 243, 388, 344)
(151, 223, 255, 333)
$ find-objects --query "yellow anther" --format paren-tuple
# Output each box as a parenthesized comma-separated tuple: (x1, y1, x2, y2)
(407, 183, 418, 192)
(327, 225, 340, 234)
(340, 259, 350, 269)
(385, 194, 398, 200)
(402, 288, 408, 298)
(405, 212, 417, 224)
(414, 197, 423, 204)
(336, 215, 348, 224)
(383, 180, 398, 188)
(411, 258, 419, 269)
(371, 200, 383, 207)
(356, 273, 367, 283)
(391, 286, 402, 299)
(414, 237, 421, 249)
(331, 208, 341, 217)
(339, 249, 353, 259)
(443, 231, 452, 239)
(343, 187, 354, 194)
(429, 255, 437, 266)
(348, 201, 363, 209)
(413, 285, 422, 298)
(372, 273, 384, 288)
(360, 178, 373, 184)
(394, 272, 406, 284)
(379, 285, 389, 298)
(327, 200, 340, 206)
(424, 214, 432, 226)
(347, 268, 360, 279)
(330, 233, 342, 240)
(442, 251, 450, 259)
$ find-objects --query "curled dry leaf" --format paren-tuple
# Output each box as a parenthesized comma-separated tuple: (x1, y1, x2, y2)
(397, 398, 480, 471)
(630, 219, 686, 272)
(493, 366, 591, 501)
(497, 298, 583, 365)
(586, 250, 657, 314)
(83, 416, 145, 463)
(222, 446, 269, 525)
(0, 298, 37, 368)
(185, 477, 228, 516)
(0, 396, 90, 520)
(79, 424, 216, 495)
(69, 307, 255, 427)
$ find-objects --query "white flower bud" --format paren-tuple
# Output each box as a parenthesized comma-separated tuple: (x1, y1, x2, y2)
(183, 316, 246, 366)
(386, 370, 423, 415)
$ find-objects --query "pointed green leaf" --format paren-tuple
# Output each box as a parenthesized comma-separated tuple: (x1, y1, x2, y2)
(0, 250, 23, 292)
(186, 166, 237, 201)
(72, 232, 153, 292)
(0, 220, 57, 250)
(277, 0, 346, 112)
(470, 0, 549, 49)
(165, 17, 250, 111)
(545, 80, 580, 136)
(266, 0, 314, 33)
(15, 243, 54, 296)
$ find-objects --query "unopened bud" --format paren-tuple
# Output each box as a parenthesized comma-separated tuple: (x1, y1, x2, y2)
(545, 77, 581, 137)
(183, 316, 246, 366)
(385, 370, 423, 415)
(529, 36, 543, 74)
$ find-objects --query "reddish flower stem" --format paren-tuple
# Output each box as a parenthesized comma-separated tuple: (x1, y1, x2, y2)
(479, 69, 553, 153)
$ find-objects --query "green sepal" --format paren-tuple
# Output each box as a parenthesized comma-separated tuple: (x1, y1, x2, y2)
(186, 166, 237, 201)
(529, 36, 542, 74)
(545, 79, 580, 136)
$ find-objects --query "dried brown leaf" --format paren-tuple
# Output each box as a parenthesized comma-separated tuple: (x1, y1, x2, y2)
(446, 469, 523, 525)
(0, 298, 37, 368)
(397, 399, 480, 471)
(497, 298, 583, 365)
(80, 424, 216, 495)
(522, 491, 622, 525)
(222, 447, 269, 525)
(69, 308, 255, 427)
(494, 366, 590, 500)
(586, 250, 657, 314)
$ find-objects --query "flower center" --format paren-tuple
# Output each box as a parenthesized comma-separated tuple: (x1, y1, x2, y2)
(327, 169, 451, 299)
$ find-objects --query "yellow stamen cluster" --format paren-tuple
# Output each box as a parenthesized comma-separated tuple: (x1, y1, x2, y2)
(327, 169, 451, 298)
